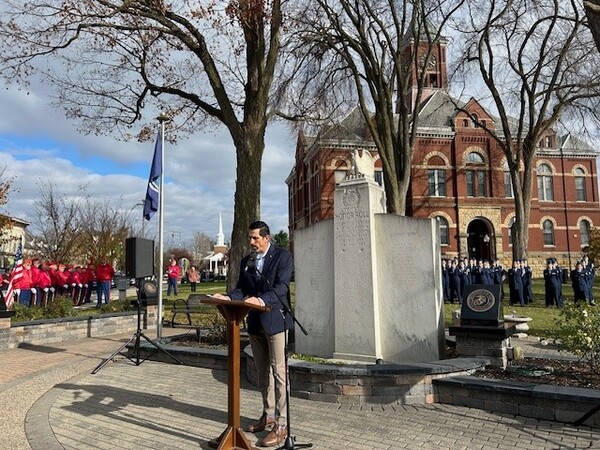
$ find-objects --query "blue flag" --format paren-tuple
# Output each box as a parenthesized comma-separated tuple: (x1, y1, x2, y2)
(143, 130, 162, 220)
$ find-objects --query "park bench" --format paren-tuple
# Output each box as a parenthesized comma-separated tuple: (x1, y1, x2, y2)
(168, 294, 210, 340)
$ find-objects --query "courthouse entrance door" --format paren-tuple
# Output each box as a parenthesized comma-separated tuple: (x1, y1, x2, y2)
(467, 219, 494, 261)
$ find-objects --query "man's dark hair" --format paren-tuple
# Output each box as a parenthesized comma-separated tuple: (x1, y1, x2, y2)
(249, 220, 270, 237)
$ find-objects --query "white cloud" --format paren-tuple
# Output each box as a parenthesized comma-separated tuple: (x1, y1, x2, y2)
(0, 82, 295, 248)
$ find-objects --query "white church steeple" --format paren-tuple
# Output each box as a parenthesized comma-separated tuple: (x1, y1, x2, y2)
(217, 212, 225, 247)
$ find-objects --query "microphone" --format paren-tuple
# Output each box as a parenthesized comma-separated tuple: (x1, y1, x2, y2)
(245, 251, 257, 273)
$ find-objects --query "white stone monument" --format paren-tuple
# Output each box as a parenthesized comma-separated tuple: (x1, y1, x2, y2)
(295, 156, 445, 363)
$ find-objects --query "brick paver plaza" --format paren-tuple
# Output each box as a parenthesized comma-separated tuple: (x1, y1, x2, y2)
(1, 330, 599, 450)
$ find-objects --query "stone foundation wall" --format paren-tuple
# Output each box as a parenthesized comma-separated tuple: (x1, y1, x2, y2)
(434, 376, 600, 428)
(245, 348, 487, 405)
(1, 306, 157, 351)
(454, 336, 510, 369)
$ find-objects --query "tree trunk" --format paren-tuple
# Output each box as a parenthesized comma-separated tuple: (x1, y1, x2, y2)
(512, 161, 534, 261)
(226, 125, 265, 291)
(585, 1, 600, 53)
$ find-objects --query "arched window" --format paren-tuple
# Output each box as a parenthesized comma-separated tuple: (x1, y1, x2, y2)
(537, 164, 554, 201)
(436, 216, 449, 246)
(471, 113, 480, 128)
(574, 168, 586, 202)
(543, 219, 555, 246)
(466, 152, 486, 197)
(508, 217, 516, 246)
(466, 152, 485, 164)
(580, 219, 591, 246)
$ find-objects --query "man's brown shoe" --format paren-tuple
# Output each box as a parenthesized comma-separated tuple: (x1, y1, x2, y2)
(245, 413, 276, 433)
(258, 425, 288, 447)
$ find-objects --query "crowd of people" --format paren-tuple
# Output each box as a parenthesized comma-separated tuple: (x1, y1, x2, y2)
(441, 255, 596, 308)
(1, 258, 115, 308)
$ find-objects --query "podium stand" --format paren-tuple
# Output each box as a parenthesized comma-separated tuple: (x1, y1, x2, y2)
(202, 296, 269, 450)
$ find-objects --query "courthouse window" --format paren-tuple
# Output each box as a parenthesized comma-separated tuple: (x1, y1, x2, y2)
(504, 171, 513, 198)
(580, 219, 591, 246)
(436, 216, 449, 245)
(466, 170, 486, 197)
(466, 152, 486, 197)
(428, 169, 446, 197)
(542, 219, 555, 246)
(537, 164, 554, 201)
(508, 217, 516, 246)
(574, 168, 586, 202)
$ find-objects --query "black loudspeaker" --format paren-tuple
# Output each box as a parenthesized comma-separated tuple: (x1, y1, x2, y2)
(139, 280, 158, 306)
(125, 238, 154, 278)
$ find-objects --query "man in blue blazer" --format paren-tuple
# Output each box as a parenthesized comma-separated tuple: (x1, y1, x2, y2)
(214, 221, 293, 447)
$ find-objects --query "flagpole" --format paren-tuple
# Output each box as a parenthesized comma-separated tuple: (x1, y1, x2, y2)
(156, 111, 170, 340)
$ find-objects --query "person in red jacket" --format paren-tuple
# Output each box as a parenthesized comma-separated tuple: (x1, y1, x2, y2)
(69, 265, 84, 305)
(82, 263, 96, 304)
(48, 261, 58, 288)
(166, 258, 180, 296)
(95, 258, 115, 307)
(55, 264, 70, 296)
(30, 259, 41, 306)
(16, 259, 34, 306)
(35, 262, 53, 307)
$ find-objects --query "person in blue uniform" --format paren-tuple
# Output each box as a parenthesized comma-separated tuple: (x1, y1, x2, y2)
(571, 261, 586, 304)
(441, 259, 451, 303)
(544, 259, 563, 308)
(508, 260, 524, 306)
(522, 259, 533, 304)
(479, 260, 494, 285)
(582, 255, 596, 305)
(492, 258, 505, 299)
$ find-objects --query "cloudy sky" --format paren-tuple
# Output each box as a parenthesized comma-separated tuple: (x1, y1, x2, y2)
(0, 81, 296, 248)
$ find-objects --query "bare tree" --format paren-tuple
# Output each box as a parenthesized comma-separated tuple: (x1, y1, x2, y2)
(0, 166, 16, 245)
(33, 180, 84, 263)
(452, 0, 600, 259)
(0, 1, 299, 289)
(76, 198, 135, 268)
(191, 231, 214, 264)
(292, 0, 464, 214)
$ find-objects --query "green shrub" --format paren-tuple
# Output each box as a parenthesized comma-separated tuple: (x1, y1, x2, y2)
(94, 300, 133, 314)
(44, 296, 75, 318)
(11, 297, 132, 323)
(553, 302, 600, 372)
(12, 303, 45, 322)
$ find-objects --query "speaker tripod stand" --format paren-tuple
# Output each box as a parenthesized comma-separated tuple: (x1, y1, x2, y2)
(92, 297, 183, 374)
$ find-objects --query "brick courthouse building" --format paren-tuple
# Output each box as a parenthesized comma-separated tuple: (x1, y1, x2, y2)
(286, 36, 600, 275)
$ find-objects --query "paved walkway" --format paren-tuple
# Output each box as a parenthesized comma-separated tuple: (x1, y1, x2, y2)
(1, 330, 598, 450)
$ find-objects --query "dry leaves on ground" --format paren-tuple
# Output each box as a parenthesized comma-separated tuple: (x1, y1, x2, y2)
(474, 358, 600, 390)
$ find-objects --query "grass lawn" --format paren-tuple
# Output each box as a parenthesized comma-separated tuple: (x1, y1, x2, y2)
(170, 278, 595, 339)
(444, 277, 600, 339)
(12, 274, 593, 335)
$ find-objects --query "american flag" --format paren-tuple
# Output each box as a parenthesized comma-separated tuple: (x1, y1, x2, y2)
(4, 241, 23, 309)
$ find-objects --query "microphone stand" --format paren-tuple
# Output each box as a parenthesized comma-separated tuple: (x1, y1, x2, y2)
(252, 265, 312, 450)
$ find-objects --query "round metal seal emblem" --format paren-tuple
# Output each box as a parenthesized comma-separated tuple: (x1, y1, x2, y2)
(342, 188, 360, 207)
(466, 289, 496, 312)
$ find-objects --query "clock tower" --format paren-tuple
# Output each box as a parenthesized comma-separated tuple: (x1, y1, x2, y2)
(400, 21, 448, 113)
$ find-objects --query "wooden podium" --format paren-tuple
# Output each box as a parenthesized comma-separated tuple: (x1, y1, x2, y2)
(202, 295, 269, 450)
